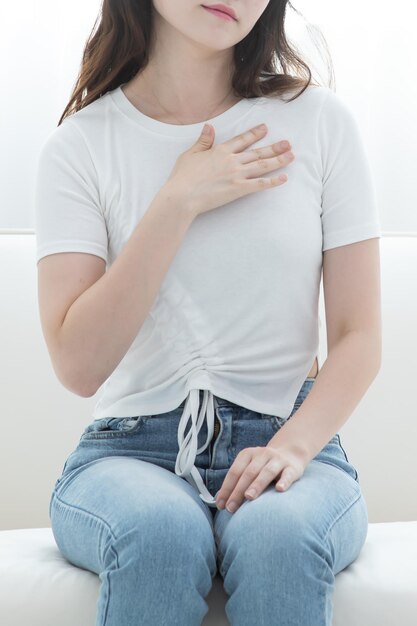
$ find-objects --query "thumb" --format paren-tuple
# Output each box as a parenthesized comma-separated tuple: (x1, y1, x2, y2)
(191, 123, 214, 151)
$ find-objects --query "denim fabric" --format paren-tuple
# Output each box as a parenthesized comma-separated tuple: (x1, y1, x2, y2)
(49, 377, 368, 625)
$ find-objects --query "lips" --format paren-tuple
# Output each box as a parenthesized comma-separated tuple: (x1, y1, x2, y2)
(201, 4, 237, 21)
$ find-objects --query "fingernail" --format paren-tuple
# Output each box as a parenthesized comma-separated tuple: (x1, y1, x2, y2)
(246, 489, 256, 498)
(226, 501, 237, 513)
(217, 499, 225, 509)
(257, 123, 267, 130)
(280, 140, 289, 148)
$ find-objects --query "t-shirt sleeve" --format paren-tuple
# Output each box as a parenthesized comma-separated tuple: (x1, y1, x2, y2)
(34, 119, 108, 265)
(318, 89, 382, 252)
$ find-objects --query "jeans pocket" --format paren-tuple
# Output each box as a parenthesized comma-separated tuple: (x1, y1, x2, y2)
(288, 378, 315, 418)
(80, 416, 146, 440)
(262, 379, 316, 429)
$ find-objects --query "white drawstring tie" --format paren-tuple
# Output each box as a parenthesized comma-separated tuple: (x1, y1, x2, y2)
(174, 388, 218, 507)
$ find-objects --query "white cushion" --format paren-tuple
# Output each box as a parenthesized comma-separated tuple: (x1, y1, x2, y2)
(1, 524, 416, 625)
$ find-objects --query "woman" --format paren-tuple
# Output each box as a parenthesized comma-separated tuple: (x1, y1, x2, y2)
(35, 1, 382, 624)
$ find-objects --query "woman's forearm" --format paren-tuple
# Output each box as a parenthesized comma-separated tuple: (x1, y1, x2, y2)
(267, 330, 381, 461)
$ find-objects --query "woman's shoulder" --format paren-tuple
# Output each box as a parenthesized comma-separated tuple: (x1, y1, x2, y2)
(260, 83, 331, 111)
(53, 88, 117, 141)
(38, 89, 118, 164)
(260, 83, 352, 124)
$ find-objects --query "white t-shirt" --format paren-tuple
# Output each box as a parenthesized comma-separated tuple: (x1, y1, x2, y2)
(35, 83, 382, 506)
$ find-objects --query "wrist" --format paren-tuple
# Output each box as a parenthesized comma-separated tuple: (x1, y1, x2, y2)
(267, 424, 313, 464)
(159, 183, 199, 223)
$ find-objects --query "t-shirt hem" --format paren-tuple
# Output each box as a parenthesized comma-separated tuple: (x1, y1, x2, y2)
(322, 223, 382, 251)
(36, 242, 108, 264)
(91, 381, 302, 422)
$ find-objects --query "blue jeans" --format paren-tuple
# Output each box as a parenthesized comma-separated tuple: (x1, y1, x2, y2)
(49, 377, 368, 625)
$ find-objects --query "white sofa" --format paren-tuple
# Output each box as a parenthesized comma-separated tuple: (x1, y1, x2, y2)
(1, 231, 417, 625)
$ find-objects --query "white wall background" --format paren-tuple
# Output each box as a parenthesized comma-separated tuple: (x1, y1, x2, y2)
(1, 1, 416, 530)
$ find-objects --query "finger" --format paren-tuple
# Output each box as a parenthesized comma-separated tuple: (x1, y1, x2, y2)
(239, 140, 293, 165)
(224, 456, 271, 512)
(236, 171, 289, 192)
(275, 466, 296, 491)
(244, 460, 285, 500)
(220, 123, 269, 154)
(215, 449, 254, 509)
(240, 148, 295, 180)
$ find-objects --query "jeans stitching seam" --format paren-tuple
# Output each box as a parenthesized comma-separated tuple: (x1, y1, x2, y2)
(53, 491, 118, 536)
(317, 491, 363, 620)
(337, 434, 359, 481)
(324, 491, 363, 543)
(51, 493, 120, 625)
(52, 492, 120, 560)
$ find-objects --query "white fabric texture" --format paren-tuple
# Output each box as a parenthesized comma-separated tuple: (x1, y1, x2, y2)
(34, 83, 382, 505)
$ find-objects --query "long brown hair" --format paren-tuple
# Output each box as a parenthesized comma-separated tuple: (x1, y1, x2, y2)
(58, 0, 333, 126)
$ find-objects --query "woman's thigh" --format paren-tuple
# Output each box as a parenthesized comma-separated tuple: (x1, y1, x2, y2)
(212, 444, 368, 625)
(214, 453, 368, 575)
(52, 453, 214, 564)
(50, 453, 217, 625)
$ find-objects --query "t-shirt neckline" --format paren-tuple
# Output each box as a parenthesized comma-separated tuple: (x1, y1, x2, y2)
(110, 83, 263, 137)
